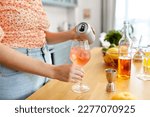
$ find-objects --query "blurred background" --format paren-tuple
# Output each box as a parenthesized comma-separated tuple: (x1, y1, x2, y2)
(43, 0, 150, 64)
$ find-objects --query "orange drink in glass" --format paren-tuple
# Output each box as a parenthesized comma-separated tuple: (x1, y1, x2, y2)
(118, 56, 131, 79)
(143, 52, 150, 75)
(136, 47, 150, 81)
(70, 47, 90, 66)
(70, 40, 91, 93)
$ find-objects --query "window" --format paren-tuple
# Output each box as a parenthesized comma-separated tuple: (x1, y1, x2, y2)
(115, 0, 150, 47)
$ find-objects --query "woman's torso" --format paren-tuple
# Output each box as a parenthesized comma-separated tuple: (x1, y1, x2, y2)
(0, 0, 49, 48)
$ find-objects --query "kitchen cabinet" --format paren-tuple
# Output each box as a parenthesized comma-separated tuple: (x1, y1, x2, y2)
(42, 0, 78, 8)
(48, 41, 72, 65)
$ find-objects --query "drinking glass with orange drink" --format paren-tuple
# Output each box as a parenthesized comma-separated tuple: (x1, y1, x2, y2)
(143, 51, 150, 75)
(70, 40, 91, 93)
(118, 56, 132, 79)
(137, 46, 150, 81)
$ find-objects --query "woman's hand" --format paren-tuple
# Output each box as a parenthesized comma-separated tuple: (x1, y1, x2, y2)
(70, 26, 95, 41)
(52, 64, 84, 83)
(45, 25, 95, 44)
(70, 27, 87, 41)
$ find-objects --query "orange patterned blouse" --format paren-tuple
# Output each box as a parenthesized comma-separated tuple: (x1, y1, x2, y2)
(0, 0, 49, 48)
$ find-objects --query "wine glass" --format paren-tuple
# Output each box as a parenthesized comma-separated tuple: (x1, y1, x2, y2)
(70, 40, 91, 93)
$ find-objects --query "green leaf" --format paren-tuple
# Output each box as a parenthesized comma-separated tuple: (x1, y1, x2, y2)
(104, 30, 122, 46)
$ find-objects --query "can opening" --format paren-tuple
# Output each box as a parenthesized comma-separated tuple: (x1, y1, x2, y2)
(79, 24, 86, 32)
(77, 22, 88, 33)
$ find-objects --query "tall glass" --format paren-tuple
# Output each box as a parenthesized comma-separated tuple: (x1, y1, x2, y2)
(136, 46, 150, 81)
(70, 40, 91, 93)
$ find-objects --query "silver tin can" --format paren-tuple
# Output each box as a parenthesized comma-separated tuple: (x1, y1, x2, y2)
(76, 22, 95, 44)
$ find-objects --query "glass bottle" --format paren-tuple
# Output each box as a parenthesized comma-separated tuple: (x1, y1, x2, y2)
(118, 21, 133, 80)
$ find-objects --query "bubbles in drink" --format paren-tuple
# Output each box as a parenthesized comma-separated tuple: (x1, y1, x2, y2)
(70, 47, 91, 66)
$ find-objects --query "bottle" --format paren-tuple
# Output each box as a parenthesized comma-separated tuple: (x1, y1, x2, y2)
(76, 22, 96, 44)
(118, 21, 133, 80)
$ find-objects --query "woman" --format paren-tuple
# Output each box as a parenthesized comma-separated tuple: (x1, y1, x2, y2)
(0, 0, 85, 100)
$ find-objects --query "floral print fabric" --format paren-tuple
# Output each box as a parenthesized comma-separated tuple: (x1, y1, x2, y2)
(0, 0, 49, 48)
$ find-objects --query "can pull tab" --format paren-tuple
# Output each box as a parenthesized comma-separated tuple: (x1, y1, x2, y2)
(79, 24, 85, 32)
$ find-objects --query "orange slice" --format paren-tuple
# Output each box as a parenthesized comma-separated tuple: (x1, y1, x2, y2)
(111, 92, 136, 100)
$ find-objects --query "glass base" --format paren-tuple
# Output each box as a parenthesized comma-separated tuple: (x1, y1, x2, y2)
(72, 83, 90, 93)
(136, 74, 150, 81)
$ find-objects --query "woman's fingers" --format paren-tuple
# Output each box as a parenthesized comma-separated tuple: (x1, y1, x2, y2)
(71, 68, 84, 77)
(53, 64, 85, 83)
(69, 65, 85, 83)
(72, 65, 84, 73)
(70, 73, 82, 81)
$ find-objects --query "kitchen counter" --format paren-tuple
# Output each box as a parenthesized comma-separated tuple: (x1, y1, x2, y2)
(27, 48, 150, 100)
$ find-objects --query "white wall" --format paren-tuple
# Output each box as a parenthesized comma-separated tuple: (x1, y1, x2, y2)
(43, 6, 68, 32)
